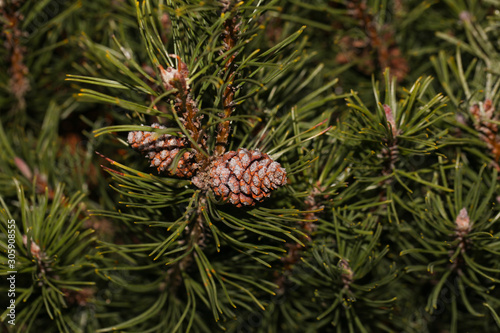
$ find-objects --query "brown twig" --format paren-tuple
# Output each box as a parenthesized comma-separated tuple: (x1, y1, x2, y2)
(470, 99, 500, 169)
(376, 105, 400, 190)
(274, 185, 325, 294)
(336, 0, 409, 82)
(215, 1, 241, 156)
(166, 199, 206, 294)
(159, 55, 208, 168)
(1, 1, 30, 110)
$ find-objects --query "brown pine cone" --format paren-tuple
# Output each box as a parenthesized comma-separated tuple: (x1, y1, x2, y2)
(206, 148, 287, 207)
(128, 123, 197, 178)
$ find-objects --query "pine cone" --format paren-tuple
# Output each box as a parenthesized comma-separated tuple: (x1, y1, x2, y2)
(207, 148, 287, 207)
(127, 123, 197, 177)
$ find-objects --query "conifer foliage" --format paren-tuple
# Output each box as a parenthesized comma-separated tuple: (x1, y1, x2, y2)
(1, 1, 500, 333)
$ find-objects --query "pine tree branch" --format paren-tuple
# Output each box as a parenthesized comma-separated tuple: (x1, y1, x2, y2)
(215, 1, 241, 156)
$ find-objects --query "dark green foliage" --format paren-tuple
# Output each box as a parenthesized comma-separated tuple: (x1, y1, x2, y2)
(0, 184, 96, 332)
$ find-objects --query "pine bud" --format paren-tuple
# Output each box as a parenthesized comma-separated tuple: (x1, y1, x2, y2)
(455, 207, 471, 236)
(383, 104, 399, 137)
(339, 259, 353, 287)
(201, 148, 287, 207)
(23, 235, 43, 261)
(159, 54, 189, 92)
(127, 123, 197, 178)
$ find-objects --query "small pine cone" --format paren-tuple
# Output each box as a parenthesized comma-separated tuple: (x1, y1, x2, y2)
(207, 148, 287, 207)
(128, 123, 197, 177)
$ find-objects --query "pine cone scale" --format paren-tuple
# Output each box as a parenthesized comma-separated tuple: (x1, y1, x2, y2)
(243, 169, 251, 183)
(228, 176, 240, 193)
(240, 181, 251, 195)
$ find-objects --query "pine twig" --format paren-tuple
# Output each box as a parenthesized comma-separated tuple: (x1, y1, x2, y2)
(215, 1, 241, 156)
(1, 1, 30, 110)
(379, 104, 400, 183)
(470, 99, 500, 168)
(159, 54, 208, 167)
(337, 0, 409, 81)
